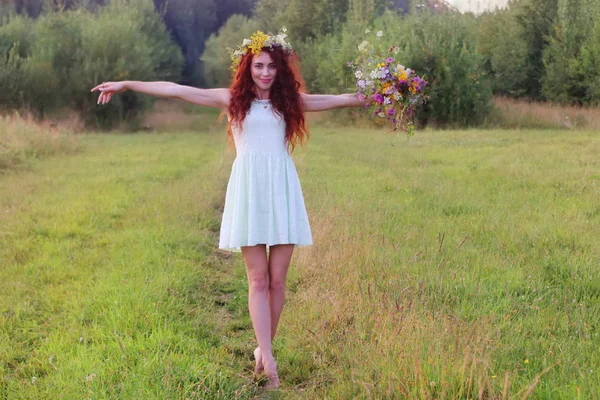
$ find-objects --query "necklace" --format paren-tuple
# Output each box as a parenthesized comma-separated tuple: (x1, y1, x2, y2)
(256, 99, 270, 109)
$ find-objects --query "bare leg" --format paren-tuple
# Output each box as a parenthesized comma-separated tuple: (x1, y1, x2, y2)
(268, 244, 294, 340)
(253, 244, 294, 383)
(241, 244, 279, 388)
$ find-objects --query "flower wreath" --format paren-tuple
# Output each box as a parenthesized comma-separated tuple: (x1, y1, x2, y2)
(228, 28, 293, 72)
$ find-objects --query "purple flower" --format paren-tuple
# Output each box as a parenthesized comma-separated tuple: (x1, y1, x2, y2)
(386, 57, 394, 64)
(373, 93, 384, 104)
(387, 108, 395, 116)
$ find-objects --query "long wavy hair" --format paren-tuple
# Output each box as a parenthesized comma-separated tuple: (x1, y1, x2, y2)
(227, 47, 309, 154)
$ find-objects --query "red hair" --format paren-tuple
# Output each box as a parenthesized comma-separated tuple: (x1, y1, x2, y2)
(227, 47, 309, 154)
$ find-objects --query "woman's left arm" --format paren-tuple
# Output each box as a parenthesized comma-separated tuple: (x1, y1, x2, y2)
(301, 93, 366, 112)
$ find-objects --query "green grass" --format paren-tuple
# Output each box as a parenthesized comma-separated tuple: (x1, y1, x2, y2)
(0, 130, 261, 398)
(1, 124, 599, 399)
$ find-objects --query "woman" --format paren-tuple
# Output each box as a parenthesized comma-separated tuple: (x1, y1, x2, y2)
(91, 29, 364, 389)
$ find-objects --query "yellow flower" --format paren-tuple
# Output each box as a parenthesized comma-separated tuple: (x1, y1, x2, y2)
(229, 28, 291, 72)
(525, 359, 530, 364)
(249, 31, 269, 55)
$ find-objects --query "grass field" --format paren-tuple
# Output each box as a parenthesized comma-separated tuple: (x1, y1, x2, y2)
(1, 121, 599, 399)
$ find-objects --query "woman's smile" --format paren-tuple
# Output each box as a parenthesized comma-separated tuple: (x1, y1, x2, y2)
(251, 52, 278, 96)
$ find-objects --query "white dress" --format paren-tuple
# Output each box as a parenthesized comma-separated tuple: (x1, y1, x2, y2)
(218, 99, 313, 252)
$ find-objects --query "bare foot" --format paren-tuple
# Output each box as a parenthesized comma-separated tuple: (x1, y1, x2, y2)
(262, 355, 279, 389)
(253, 347, 264, 375)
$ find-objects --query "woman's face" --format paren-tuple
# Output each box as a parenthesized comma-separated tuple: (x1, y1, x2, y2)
(251, 51, 277, 92)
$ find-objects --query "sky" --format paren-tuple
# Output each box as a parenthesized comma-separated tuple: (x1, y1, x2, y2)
(445, 0, 510, 14)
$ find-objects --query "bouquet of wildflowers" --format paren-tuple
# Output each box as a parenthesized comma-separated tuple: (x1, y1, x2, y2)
(349, 30, 429, 138)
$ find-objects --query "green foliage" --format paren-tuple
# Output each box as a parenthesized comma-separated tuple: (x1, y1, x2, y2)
(512, 0, 559, 99)
(3, 0, 600, 127)
(392, 11, 493, 127)
(22, 11, 83, 117)
(542, 0, 599, 104)
(298, 0, 388, 92)
(0, 14, 34, 110)
(301, 10, 493, 127)
(0, 4, 17, 24)
(201, 14, 260, 88)
(299, 26, 361, 94)
(252, 0, 290, 33)
(476, 9, 529, 96)
(580, 12, 600, 103)
(252, 0, 386, 42)
(475, 0, 600, 105)
(0, 0, 183, 128)
(280, 0, 349, 40)
(78, 0, 184, 128)
(347, 0, 388, 28)
(153, 0, 217, 85)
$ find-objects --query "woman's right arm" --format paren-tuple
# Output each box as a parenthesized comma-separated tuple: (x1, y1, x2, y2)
(91, 81, 230, 110)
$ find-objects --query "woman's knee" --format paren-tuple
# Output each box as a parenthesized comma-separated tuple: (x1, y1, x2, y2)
(269, 278, 286, 294)
(242, 244, 269, 292)
(249, 274, 270, 293)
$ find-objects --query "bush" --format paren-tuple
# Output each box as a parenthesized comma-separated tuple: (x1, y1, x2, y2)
(476, 10, 529, 97)
(581, 18, 600, 104)
(0, 14, 34, 110)
(302, 10, 493, 128)
(77, 0, 184, 129)
(387, 11, 493, 127)
(0, 0, 184, 129)
(201, 14, 260, 88)
(541, 0, 599, 105)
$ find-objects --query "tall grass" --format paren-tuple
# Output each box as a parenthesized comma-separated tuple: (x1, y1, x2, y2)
(140, 100, 224, 133)
(279, 127, 600, 398)
(0, 112, 81, 170)
(486, 97, 600, 130)
(1, 117, 598, 398)
(318, 96, 600, 132)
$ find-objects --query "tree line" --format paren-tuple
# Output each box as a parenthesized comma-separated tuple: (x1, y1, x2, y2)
(1, 0, 599, 129)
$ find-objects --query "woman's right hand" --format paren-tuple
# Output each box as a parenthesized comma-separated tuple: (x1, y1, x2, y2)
(90, 81, 128, 105)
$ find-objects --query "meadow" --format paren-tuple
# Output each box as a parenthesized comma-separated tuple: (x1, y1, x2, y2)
(1, 112, 599, 399)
